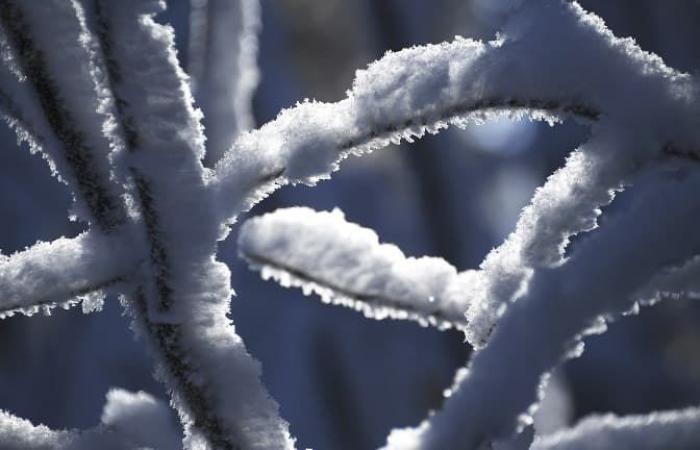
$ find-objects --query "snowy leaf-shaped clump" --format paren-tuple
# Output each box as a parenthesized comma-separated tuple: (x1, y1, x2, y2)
(240, 207, 474, 330)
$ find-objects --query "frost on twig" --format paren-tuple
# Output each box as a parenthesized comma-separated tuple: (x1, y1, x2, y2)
(189, 0, 260, 166)
(212, 0, 693, 229)
(0, 410, 80, 450)
(0, 0, 126, 231)
(532, 408, 700, 450)
(0, 388, 180, 450)
(386, 164, 700, 449)
(211, 37, 602, 224)
(0, 231, 137, 318)
(239, 207, 472, 330)
(82, 1, 294, 448)
(1, 0, 699, 448)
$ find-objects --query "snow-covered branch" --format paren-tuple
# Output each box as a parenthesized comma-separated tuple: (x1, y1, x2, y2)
(210, 40, 598, 224)
(0, 388, 180, 450)
(0, 410, 82, 450)
(385, 163, 700, 449)
(83, 2, 294, 448)
(1, 0, 698, 448)
(0, 231, 137, 318)
(189, 0, 260, 166)
(0, 0, 127, 231)
(532, 408, 700, 450)
(239, 207, 471, 331)
(211, 1, 696, 228)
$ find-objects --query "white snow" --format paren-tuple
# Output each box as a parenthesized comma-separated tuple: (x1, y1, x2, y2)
(386, 163, 700, 449)
(239, 207, 472, 330)
(532, 408, 700, 450)
(189, 0, 260, 165)
(0, 230, 138, 318)
(0, 388, 182, 449)
(0, 0, 699, 448)
(87, 2, 294, 448)
(101, 388, 181, 449)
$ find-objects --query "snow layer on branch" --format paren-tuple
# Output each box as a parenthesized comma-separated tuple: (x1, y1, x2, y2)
(385, 164, 700, 449)
(89, 2, 294, 448)
(189, 0, 261, 165)
(532, 408, 700, 450)
(633, 254, 700, 305)
(0, 389, 180, 449)
(0, 37, 68, 179)
(0, 0, 126, 230)
(101, 388, 182, 450)
(212, 0, 697, 227)
(0, 410, 77, 450)
(462, 140, 631, 345)
(0, 413, 124, 450)
(0, 231, 137, 318)
(239, 207, 472, 330)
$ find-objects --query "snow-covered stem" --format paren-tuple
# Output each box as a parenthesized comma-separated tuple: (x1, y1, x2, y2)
(0, 231, 137, 318)
(0, 388, 181, 450)
(189, 0, 260, 166)
(83, 1, 293, 448)
(0, 0, 127, 231)
(0, 410, 83, 450)
(384, 165, 700, 449)
(211, 43, 603, 224)
(1, 0, 699, 448)
(531, 408, 700, 450)
(239, 207, 470, 330)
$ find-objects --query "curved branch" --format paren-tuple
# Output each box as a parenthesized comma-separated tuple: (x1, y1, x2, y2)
(210, 34, 606, 225)
(386, 165, 700, 449)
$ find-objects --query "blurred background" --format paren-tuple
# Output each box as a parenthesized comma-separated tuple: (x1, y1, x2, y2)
(1, 1, 700, 448)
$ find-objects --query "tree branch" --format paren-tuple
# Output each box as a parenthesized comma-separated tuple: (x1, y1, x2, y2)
(531, 408, 700, 450)
(0, 231, 137, 318)
(239, 207, 470, 331)
(0, 0, 127, 231)
(188, 0, 261, 166)
(85, 2, 294, 448)
(388, 165, 700, 449)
